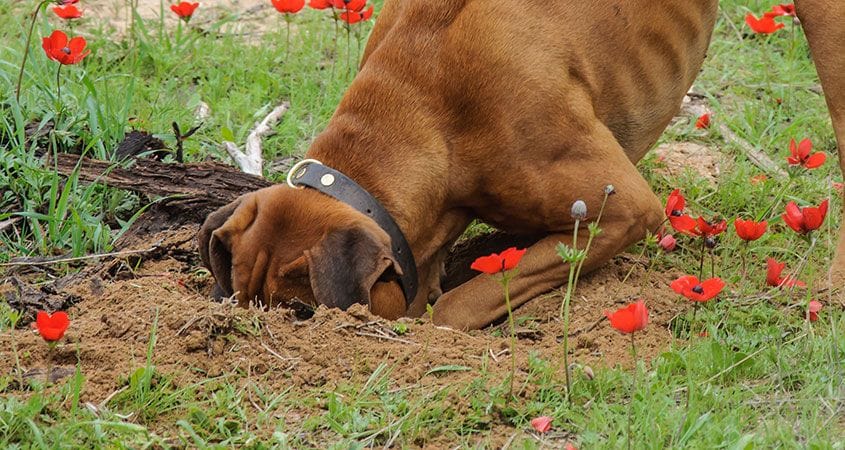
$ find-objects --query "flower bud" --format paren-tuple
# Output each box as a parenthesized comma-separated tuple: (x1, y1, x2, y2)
(571, 200, 587, 220)
(704, 236, 717, 248)
(604, 184, 616, 195)
(658, 234, 677, 252)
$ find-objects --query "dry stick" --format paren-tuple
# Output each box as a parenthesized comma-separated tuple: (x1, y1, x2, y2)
(0, 243, 161, 267)
(718, 123, 787, 178)
(223, 102, 290, 176)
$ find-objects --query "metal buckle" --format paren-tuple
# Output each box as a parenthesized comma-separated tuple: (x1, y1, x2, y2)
(285, 159, 323, 189)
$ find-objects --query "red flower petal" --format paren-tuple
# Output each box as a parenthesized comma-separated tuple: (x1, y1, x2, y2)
(470, 254, 503, 275)
(530, 416, 552, 433)
(766, 258, 785, 286)
(804, 152, 826, 169)
(808, 300, 822, 322)
(734, 218, 767, 241)
(695, 113, 710, 129)
(35, 311, 70, 342)
(664, 189, 685, 217)
(782, 201, 805, 233)
(745, 13, 785, 34)
(671, 275, 697, 295)
(669, 214, 698, 235)
(605, 300, 648, 334)
(500, 247, 526, 271)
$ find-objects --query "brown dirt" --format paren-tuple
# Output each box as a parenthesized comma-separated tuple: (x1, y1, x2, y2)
(0, 224, 687, 426)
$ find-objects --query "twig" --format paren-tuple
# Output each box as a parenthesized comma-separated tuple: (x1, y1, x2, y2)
(0, 243, 161, 267)
(0, 217, 21, 233)
(354, 331, 419, 345)
(717, 123, 787, 178)
(223, 102, 290, 176)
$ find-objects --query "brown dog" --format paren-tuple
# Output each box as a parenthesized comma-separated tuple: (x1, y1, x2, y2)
(199, 0, 845, 330)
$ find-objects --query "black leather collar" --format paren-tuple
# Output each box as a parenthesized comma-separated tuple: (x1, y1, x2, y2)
(287, 159, 418, 307)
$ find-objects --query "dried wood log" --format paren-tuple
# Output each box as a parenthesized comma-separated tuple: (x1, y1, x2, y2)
(51, 153, 272, 209)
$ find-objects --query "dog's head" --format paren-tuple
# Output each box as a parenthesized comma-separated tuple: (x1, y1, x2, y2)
(197, 185, 407, 318)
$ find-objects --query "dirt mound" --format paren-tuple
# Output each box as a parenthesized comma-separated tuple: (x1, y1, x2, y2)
(1, 228, 685, 412)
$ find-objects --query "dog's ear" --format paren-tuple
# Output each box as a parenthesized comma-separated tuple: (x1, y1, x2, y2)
(197, 197, 246, 298)
(305, 226, 405, 315)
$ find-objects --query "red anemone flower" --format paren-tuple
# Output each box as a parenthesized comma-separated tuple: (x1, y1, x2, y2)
(271, 0, 305, 13)
(309, 0, 332, 9)
(786, 138, 826, 169)
(35, 311, 70, 342)
(530, 416, 552, 433)
(734, 218, 767, 241)
(764, 3, 796, 17)
(333, 0, 366, 10)
(42, 30, 89, 65)
(340, 4, 373, 23)
(604, 300, 649, 334)
(745, 13, 785, 34)
(695, 113, 711, 129)
(807, 300, 822, 322)
(765, 258, 806, 288)
(53, 4, 82, 19)
(696, 217, 728, 237)
(170, 2, 199, 21)
(471, 247, 526, 275)
(664, 189, 686, 217)
(782, 199, 828, 234)
(671, 275, 725, 302)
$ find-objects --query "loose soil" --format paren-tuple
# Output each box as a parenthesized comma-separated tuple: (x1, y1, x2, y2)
(0, 222, 689, 445)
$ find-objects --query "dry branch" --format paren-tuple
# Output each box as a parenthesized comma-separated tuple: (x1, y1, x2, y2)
(223, 102, 290, 176)
(51, 153, 272, 208)
(718, 123, 788, 178)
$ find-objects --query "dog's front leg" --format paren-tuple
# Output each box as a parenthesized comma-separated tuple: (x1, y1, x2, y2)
(432, 155, 664, 330)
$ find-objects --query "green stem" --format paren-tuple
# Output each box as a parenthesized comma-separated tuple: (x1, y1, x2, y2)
(502, 274, 516, 404)
(698, 237, 706, 280)
(15, 0, 49, 104)
(572, 190, 611, 291)
(55, 63, 62, 120)
(628, 332, 637, 450)
(285, 15, 291, 59)
(560, 218, 580, 405)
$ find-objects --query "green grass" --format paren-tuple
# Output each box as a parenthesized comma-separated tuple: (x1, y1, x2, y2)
(2, 0, 844, 448)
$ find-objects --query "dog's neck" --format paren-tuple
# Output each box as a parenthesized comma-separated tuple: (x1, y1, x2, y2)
(305, 66, 465, 264)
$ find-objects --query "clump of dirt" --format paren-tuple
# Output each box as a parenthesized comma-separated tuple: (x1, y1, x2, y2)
(1, 229, 687, 410)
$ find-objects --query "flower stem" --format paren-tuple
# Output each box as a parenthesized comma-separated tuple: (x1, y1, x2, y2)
(55, 64, 63, 120)
(502, 274, 517, 404)
(560, 218, 580, 405)
(698, 237, 706, 280)
(45, 342, 55, 386)
(572, 190, 611, 290)
(741, 241, 749, 279)
(15, 0, 48, 104)
(627, 332, 637, 450)
(285, 15, 291, 59)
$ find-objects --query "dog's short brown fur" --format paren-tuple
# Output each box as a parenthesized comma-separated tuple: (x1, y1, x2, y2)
(199, 0, 845, 330)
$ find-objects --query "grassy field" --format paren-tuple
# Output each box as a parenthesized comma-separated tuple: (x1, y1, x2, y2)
(1, 0, 844, 448)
